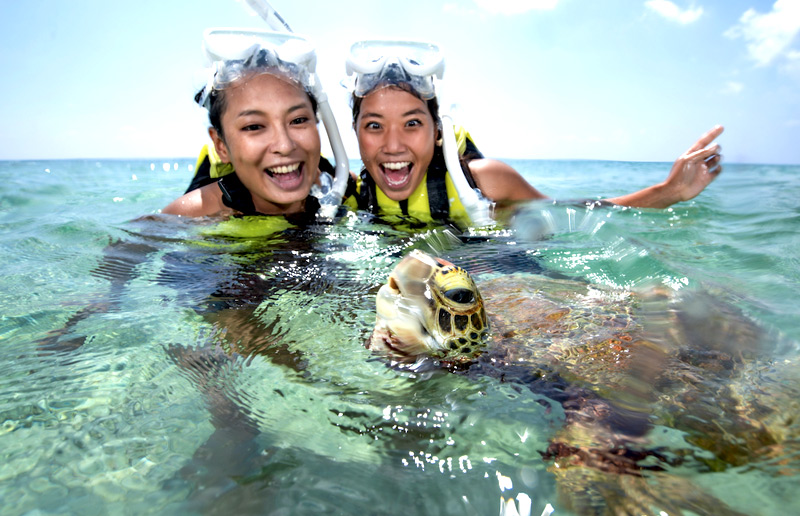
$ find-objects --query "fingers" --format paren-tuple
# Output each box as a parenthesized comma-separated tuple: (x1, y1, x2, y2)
(683, 140, 723, 178)
(705, 153, 723, 174)
(687, 125, 724, 153)
(686, 143, 721, 162)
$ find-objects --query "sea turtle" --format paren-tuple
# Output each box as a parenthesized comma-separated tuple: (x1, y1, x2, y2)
(369, 250, 799, 515)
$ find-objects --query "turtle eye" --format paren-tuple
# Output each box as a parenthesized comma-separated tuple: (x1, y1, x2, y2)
(444, 288, 475, 304)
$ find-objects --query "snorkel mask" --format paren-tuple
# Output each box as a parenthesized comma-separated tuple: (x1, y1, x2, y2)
(196, 28, 318, 109)
(346, 40, 444, 99)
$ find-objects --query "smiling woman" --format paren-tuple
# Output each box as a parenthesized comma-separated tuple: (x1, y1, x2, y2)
(355, 86, 437, 202)
(162, 29, 337, 219)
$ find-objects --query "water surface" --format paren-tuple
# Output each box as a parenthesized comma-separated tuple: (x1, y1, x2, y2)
(1, 158, 798, 515)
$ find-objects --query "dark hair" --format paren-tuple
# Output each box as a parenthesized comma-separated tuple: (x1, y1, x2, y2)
(195, 74, 320, 143)
(351, 82, 440, 134)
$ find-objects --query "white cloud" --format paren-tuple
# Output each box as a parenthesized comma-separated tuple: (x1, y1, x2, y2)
(645, 0, 703, 24)
(724, 0, 800, 66)
(473, 0, 559, 15)
(721, 81, 744, 94)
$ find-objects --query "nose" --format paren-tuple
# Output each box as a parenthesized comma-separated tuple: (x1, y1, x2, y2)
(270, 124, 297, 155)
(382, 126, 406, 154)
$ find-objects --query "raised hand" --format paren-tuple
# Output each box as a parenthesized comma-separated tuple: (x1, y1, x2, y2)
(663, 125, 724, 204)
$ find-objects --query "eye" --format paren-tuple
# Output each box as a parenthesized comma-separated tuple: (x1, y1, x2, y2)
(405, 119, 423, 128)
(445, 288, 475, 304)
(290, 116, 311, 125)
(242, 124, 263, 132)
(363, 121, 381, 131)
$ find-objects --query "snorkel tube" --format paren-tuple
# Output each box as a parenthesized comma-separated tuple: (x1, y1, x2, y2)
(346, 40, 494, 228)
(244, 0, 349, 218)
(439, 114, 494, 227)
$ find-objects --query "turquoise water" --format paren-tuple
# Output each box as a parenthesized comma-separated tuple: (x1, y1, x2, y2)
(1, 158, 798, 515)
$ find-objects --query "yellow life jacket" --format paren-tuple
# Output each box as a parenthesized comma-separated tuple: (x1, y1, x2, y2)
(199, 215, 295, 238)
(343, 170, 473, 228)
(194, 144, 234, 180)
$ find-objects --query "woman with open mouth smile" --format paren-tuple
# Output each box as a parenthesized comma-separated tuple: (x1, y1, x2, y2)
(356, 86, 436, 202)
(208, 72, 320, 213)
(164, 32, 331, 219)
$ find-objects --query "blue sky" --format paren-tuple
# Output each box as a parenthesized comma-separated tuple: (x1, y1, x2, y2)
(2, 0, 798, 164)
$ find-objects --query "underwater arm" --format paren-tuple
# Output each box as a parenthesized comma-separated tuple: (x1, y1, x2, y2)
(605, 125, 724, 209)
(36, 239, 159, 353)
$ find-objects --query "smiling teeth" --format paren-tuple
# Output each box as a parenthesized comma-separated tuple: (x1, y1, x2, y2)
(268, 163, 301, 174)
(383, 162, 410, 170)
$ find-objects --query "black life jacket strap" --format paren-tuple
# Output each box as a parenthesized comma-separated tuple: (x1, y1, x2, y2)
(356, 168, 379, 212)
(356, 165, 452, 221)
(185, 153, 216, 194)
(426, 167, 449, 221)
(218, 173, 257, 215)
(218, 172, 320, 223)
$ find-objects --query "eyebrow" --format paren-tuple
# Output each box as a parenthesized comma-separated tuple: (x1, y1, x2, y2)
(234, 103, 311, 119)
(361, 107, 428, 119)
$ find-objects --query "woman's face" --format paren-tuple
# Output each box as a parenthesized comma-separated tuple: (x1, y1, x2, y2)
(211, 73, 321, 214)
(355, 87, 436, 202)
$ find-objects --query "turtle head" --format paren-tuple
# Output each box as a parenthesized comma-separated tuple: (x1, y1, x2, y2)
(368, 250, 489, 365)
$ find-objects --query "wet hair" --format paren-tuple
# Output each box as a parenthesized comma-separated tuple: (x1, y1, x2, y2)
(194, 52, 319, 143)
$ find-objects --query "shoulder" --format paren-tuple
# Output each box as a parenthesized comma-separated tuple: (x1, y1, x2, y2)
(467, 159, 548, 203)
(162, 182, 229, 217)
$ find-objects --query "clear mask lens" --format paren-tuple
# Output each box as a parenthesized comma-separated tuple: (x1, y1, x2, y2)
(197, 28, 318, 108)
(203, 28, 317, 72)
(346, 40, 444, 99)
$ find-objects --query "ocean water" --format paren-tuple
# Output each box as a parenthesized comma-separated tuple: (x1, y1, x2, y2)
(1, 158, 798, 515)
